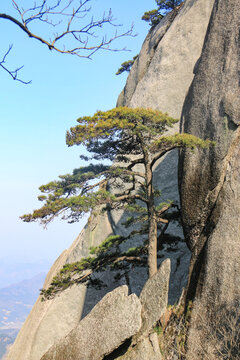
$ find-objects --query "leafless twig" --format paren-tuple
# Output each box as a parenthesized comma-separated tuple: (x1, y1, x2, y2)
(0, 0, 135, 83)
(0, 45, 31, 84)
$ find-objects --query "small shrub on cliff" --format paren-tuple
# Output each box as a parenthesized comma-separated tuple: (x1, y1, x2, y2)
(142, 0, 184, 27)
(116, 55, 138, 75)
(156, 301, 192, 359)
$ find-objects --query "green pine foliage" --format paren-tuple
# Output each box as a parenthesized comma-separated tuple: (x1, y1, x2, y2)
(142, 9, 163, 27)
(116, 55, 138, 75)
(142, 0, 184, 27)
(22, 106, 206, 226)
(22, 106, 214, 296)
(40, 234, 148, 300)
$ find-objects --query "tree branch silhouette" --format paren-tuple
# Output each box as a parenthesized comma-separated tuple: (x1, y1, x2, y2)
(0, 0, 134, 83)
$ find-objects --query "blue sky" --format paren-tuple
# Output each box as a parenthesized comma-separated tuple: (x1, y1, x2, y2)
(0, 1, 156, 270)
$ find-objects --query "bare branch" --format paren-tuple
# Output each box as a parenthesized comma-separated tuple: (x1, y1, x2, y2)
(0, 1, 135, 58)
(0, 1, 135, 83)
(0, 45, 31, 84)
(114, 193, 148, 204)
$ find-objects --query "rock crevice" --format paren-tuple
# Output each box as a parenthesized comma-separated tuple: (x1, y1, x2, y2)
(179, 1, 240, 356)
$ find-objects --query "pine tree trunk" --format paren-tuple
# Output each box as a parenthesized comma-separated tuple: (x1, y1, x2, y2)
(145, 159, 158, 278)
(148, 210, 158, 278)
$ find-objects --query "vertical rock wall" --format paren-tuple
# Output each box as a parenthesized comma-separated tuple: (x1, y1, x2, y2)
(118, 0, 215, 118)
(179, 0, 239, 356)
(180, 0, 240, 306)
(117, 0, 215, 304)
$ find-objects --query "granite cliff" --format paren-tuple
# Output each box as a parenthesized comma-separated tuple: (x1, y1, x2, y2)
(7, 0, 239, 358)
(179, 0, 240, 357)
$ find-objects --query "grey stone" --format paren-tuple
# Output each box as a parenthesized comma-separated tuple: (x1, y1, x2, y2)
(40, 286, 142, 360)
(179, 0, 240, 303)
(5, 248, 86, 360)
(120, 0, 215, 118)
(179, 0, 240, 355)
(117, 10, 179, 108)
(6, 217, 118, 360)
(116, 0, 215, 307)
(118, 333, 162, 360)
(140, 259, 170, 334)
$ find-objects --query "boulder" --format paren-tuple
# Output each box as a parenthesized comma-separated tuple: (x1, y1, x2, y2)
(41, 286, 142, 360)
(117, 333, 162, 360)
(104, 259, 171, 360)
(140, 259, 170, 334)
(115, 260, 171, 360)
(40, 259, 171, 360)
(41, 259, 170, 360)
(6, 216, 121, 360)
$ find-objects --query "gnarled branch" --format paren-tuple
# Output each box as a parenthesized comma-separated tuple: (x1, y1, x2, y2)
(0, 0, 135, 82)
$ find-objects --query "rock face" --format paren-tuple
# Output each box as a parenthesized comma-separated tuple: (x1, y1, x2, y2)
(179, 0, 240, 356)
(7, 1, 215, 359)
(117, 9, 179, 109)
(140, 259, 170, 335)
(117, 0, 215, 118)
(179, 0, 240, 306)
(117, 0, 215, 305)
(117, 0, 215, 306)
(6, 216, 123, 360)
(118, 333, 162, 360)
(41, 260, 170, 360)
(40, 286, 142, 360)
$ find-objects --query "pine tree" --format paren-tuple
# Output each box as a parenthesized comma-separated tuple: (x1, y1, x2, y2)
(21, 107, 213, 296)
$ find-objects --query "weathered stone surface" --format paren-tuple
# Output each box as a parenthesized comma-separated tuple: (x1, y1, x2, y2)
(179, 0, 240, 304)
(6, 215, 121, 360)
(40, 286, 142, 360)
(140, 259, 170, 334)
(116, 0, 215, 306)
(179, 0, 240, 355)
(113, 261, 169, 360)
(118, 333, 162, 360)
(119, 0, 215, 118)
(5, 248, 82, 360)
(117, 10, 178, 108)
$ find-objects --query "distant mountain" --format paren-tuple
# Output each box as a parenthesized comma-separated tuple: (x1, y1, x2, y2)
(0, 329, 18, 360)
(0, 259, 51, 289)
(0, 273, 46, 359)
